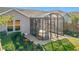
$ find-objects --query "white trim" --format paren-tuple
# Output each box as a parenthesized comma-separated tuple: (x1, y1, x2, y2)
(13, 20, 15, 31)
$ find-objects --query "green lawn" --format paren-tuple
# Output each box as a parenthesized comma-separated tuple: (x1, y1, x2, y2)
(43, 38, 75, 51)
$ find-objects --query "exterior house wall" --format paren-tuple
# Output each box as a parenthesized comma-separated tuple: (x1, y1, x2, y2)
(0, 10, 30, 34)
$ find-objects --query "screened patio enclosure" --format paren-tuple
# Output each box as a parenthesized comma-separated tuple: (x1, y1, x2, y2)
(30, 13, 64, 40)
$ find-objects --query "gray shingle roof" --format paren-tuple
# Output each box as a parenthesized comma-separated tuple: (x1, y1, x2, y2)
(0, 7, 11, 13)
(19, 9, 49, 17)
(0, 7, 66, 17)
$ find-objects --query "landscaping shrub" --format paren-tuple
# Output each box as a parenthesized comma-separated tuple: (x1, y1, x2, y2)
(0, 31, 45, 51)
(0, 31, 24, 51)
(23, 39, 43, 51)
(18, 45, 24, 51)
(6, 32, 42, 51)
(64, 30, 79, 38)
(3, 41, 15, 51)
(8, 32, 25, 50)
(9, 32, 22, 39)
(1, 35, 15, 51)
(0, 31, 7, 39)
(23, 40, 34, 51)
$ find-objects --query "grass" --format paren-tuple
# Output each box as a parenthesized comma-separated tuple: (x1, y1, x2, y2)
(43, 38, 75, 51)
(61, 39, 75, 51)
(68, 38, 79, 51)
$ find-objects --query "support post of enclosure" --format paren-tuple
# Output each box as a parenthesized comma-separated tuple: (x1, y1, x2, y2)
(57, 14, 59, 38)
(50, 14, 52, 40)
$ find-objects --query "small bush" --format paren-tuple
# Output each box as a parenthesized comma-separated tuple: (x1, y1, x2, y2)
(64, 30, 79, 38)
(1, 36, 15, 51)
(0, 31, 7, 39)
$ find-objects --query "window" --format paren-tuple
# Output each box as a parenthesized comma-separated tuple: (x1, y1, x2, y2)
(15, 20, 20, 30)
(7, 20, 13, 31)
(7, 20, 20, 31)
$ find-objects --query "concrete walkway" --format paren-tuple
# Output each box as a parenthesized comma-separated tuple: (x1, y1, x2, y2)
(25, 34, 74, 45)
(26, 35, 51, 45)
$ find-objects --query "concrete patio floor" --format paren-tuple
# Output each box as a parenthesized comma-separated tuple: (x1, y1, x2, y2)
(26, 35, 51, 45)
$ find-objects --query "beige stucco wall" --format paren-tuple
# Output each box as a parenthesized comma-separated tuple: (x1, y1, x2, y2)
(0, 10, 30, 34)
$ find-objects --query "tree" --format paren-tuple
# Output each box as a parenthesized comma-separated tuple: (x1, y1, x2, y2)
(70, 14, 79, 32)
(0, 16, 13, 25)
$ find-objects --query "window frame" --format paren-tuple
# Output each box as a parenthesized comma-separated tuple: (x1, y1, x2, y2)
(7, 20, 20, 32)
